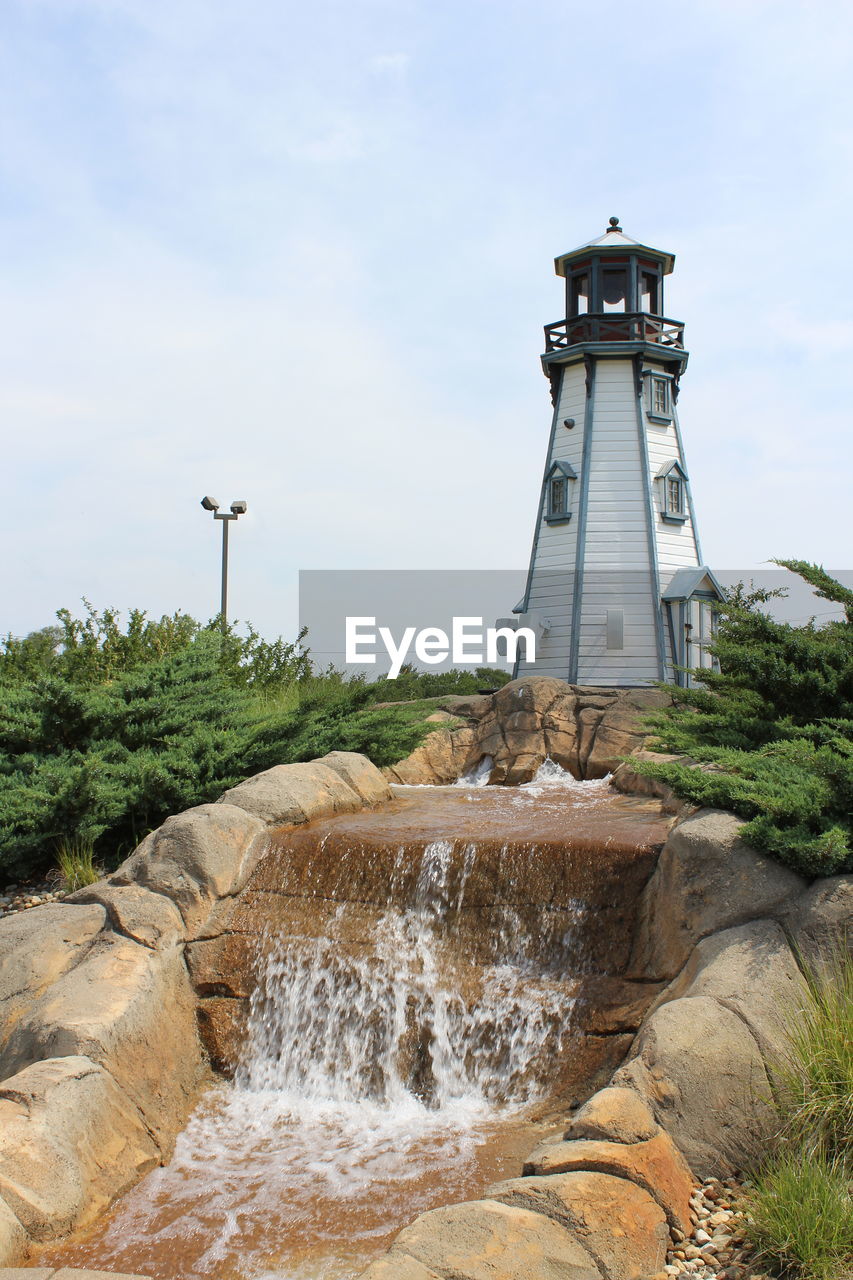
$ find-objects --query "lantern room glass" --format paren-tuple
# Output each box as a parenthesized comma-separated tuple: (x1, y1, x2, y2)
(601, 268, 628, 312)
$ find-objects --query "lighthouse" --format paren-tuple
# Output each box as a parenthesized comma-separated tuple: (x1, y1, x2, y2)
(511, 219, 723, 687)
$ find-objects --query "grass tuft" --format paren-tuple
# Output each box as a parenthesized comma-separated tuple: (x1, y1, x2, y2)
(743, 940, 853, 1279)
(56, 836, 101, 892)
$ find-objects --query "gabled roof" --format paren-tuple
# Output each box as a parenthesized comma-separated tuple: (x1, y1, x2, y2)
(555, 218, 676, 278)
(547, 459, 578, 479)
(661, 566, 726, 601)
(656, 458, 688, 480)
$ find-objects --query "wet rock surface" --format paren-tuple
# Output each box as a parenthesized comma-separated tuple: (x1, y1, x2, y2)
(384, 678, 672, 785)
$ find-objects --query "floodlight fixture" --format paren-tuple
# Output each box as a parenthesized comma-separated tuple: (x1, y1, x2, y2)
(200, 496, 220, 511)
(230, 500, 248, 515)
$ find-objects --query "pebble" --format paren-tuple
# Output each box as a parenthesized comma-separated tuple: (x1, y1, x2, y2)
(0, 878, 66, 918)
(663, 1176, 770, 1280)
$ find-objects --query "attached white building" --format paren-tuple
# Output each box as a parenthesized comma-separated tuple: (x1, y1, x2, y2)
(511, 219, 723, 687)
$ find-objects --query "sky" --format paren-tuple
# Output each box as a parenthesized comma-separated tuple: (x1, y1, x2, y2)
(2, 0, 852, 641)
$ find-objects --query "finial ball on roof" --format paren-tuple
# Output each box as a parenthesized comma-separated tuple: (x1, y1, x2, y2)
(608, 216, 621, 230)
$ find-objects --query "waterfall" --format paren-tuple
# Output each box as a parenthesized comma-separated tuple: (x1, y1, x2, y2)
(238, 835, 577, 1113)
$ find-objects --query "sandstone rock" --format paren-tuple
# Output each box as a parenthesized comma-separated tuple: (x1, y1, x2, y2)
(0, 1056, 159, 1239)
(486, 1170, 669, 1279)
(196, 996, 248, 1077)
(782, 874, 853, 967)
(185, 933, 259, 998)
(384, 726, 477, 785)
(356, 1254, 442, 1280)
(1, 934, 204, 1153)
(520, 1131, 693, 1235)
(112, 804, 266, 935)
(367, 1198, 600, 1280)
(628, 810, 807, 981)
(614, 995, 775, 1178)
(65, 884, 184, 950)
(0, 904, 106, 1055)
(654, 921, 806, 1066)
(610, 750, 684, 809)
(219, 762, 362, 827)
(0, 1197, 26, 1266)
(564, 1085, 659, 1144)
(586, 691, 671, 779)
(319, 752, 391, 806)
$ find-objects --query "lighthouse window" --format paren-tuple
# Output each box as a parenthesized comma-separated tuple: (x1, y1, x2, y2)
(601, 267, 628, 312)
(641, 272, 659, 314)
(544, 459, 576, 523)
(667, 477, 684, 515)
(653, 377, 669, 415)
(571, 273, 589, 315)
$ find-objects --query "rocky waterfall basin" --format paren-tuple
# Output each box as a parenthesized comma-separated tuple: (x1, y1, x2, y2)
(32, 766, 673, 1280)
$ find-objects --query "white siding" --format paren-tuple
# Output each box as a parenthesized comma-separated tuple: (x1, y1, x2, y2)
(516, 360, 585, 678)
(576, 360, 659, 685)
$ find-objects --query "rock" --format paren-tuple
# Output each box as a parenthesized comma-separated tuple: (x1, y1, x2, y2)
(219, 762, 362, 827)
(319, 751, 392, 807)
(195, 996, 248, 1076)
(486, 1170, 668, 1279)
(0, 1056, 159, 1240)
(362, 1198, 600, 1280)
(520, 1131, 693, 1235)
(65, 884, 185, 951)
(610, 750, 685, 811)
(0, 1197, 26, 1266)
(585, 691, 671, 778)
(354, 1258, 442, 1280)
(614, 996, 775, 1178)
(782, 874, 853, 967)
(1, 933, 205, 1153)
(0, 904, 106, 1055)
(564, 1085, 659, 1144)
(653, 921, 806, 1067)
(628, 810, 807, 981)
(111, 804, 265, 936)
(384, 726, 477, 785)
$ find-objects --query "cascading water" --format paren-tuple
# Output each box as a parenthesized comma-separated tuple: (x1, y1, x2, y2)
(40, 762, 671, 1280)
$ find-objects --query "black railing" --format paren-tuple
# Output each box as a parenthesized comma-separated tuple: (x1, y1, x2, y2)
(544, 312, 685, 352)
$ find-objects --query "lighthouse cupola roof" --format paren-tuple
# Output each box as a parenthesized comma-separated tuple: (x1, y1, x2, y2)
(555, 217, 676, 278)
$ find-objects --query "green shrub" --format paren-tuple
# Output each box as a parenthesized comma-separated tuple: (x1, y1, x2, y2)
(635, 561, 853, 876)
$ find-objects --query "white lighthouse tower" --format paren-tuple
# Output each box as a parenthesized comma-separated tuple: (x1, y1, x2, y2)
(512, 218, 722, 687)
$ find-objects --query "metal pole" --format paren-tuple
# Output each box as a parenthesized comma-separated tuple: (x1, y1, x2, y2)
(220, 516, 230, 634)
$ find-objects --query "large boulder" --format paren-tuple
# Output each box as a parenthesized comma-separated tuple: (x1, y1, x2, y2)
(564, 1085, 659, 1145)
(357, 1198, 600, 1280)
(0, 1196, 26, 1266)
(383, 725, 477, 785)
(0, 904, 106, 1057)
(218, 762, 362, 827)
(319, 751, 391, 806)
(628, 809, 807, 981)
(613, 995, 775, 1178)
(486, 1171, 669, 1280)
(0, 1056, 159, 1241)
(110, 803, 265, 936)
(782, 874, 853, 967)
(653, 921, 806, 1067)
(0, 933, 204, 1152)
(585, 690, 671, 778)
(520, 1132, 693, 1235)
(66, 883, 185, 951)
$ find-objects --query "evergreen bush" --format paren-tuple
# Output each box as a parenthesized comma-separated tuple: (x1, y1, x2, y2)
(634, 561, 853, 877)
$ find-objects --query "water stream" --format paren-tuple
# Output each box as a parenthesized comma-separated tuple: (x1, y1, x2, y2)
(40, 764, 670, 1280)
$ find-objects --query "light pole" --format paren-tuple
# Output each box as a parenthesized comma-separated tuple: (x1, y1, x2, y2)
(200, 497, 247, 632)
